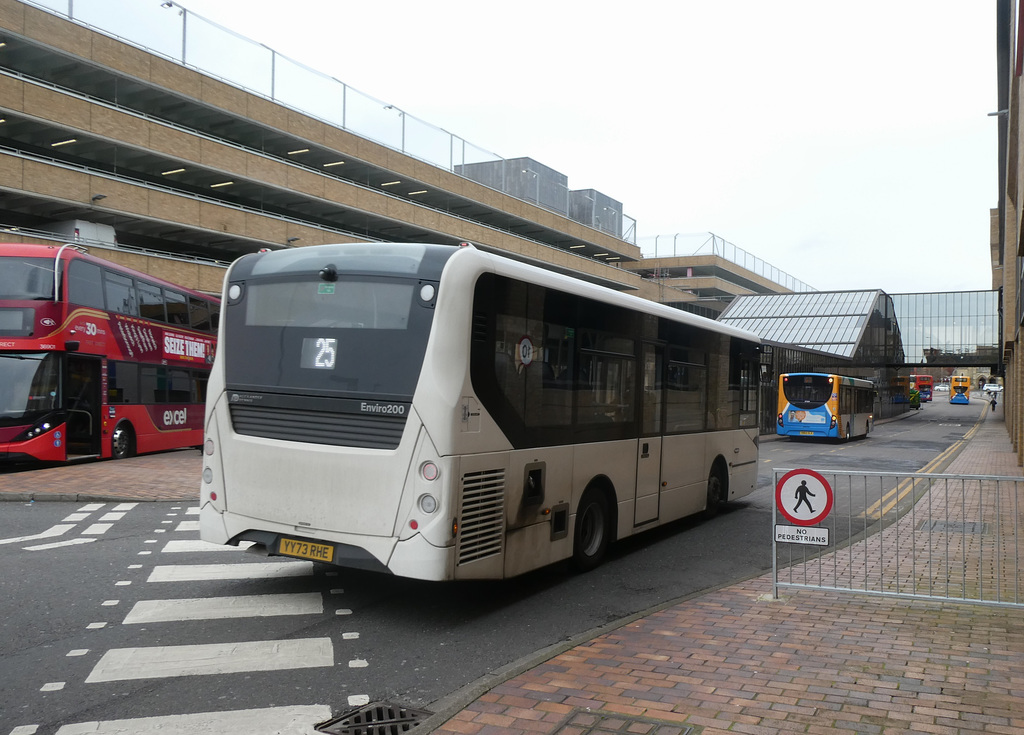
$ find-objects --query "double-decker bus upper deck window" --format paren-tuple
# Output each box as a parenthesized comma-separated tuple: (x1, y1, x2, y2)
(67, 259, 105, 309)
(0, 257, 55, 300)
(166, 290, 189, 325)
(138, 281, 167, 323)
(103, 270, 138, 316)
(189, 296, 211, 332)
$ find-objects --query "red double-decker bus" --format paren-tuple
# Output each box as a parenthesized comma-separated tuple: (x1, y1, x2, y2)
(909, 374, 934, 402)
(0, 242, 220, 463)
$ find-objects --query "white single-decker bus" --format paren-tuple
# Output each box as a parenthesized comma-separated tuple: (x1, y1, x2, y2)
(200, 243, 762, 580)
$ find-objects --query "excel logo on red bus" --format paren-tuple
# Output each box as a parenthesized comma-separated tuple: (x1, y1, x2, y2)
(162, 408, 188, 427)
(145, 405, 200, 431)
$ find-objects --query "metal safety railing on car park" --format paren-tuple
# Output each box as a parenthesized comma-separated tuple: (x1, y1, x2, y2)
(772, 469, 1024, 608)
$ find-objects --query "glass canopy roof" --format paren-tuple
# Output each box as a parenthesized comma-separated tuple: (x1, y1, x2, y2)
(718, 291, 882, 358)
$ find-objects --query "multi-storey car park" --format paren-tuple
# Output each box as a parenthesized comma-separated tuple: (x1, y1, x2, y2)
(0, 0, 803, 311)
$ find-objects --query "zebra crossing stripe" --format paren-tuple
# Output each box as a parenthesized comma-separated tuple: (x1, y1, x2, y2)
(174, 521, 200, 532)
(123, 593, 323, 623)
(84, 638, 334, 682)
(0, 524, 74, 545)
(54, 704, 333, 734)
(147, 562, 313, 582)
(159, 539, 254, 553)
(24, 538, 97, 551)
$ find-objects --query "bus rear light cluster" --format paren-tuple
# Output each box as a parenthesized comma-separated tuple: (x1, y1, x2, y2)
(204, 439, 215, 455)
(777, 413, 783, 427)
(420, 461, 439, 481)
(418, 494, 437, 514)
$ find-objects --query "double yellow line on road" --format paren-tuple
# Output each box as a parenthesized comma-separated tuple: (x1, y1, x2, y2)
(860, 417, 984, 520)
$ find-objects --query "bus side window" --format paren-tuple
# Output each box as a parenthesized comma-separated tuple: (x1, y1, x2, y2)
(194, 373, 209, 403)
(168, 369, 191, 403)
(67, 260, 105, 309)
(103, 270, 138, 316)
(189, 296, 211, 331)
(141, 366, 167, 403)
(108, 361, 140, 403)
(166, 290, 189, 325)
(138, 281, 167, 323)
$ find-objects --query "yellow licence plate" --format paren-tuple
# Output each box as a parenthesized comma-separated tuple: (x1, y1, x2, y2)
(279, 537, 334, 563)
(799, 431, 815, 435)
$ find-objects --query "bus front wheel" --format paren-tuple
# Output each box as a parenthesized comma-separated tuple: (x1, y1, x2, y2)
(571, 488, 610, 572)
(111, 422, 135, 460)
(706, 463, 728, 515)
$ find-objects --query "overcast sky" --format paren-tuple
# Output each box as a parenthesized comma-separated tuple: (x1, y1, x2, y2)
(158, 1, 998, 294)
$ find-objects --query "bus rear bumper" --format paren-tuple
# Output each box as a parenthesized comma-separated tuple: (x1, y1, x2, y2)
(199, 501, 451, 580)
(199, 501, 230, 545)
(389, 533, 452, 581)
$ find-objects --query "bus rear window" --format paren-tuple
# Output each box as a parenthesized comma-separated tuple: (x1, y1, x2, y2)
(783, 375, 833, 408)
(245, 280, 414, 330)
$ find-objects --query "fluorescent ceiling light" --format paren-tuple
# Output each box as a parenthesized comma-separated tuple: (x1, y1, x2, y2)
(51, 138, 76, 147)
(323, 161, 345, 167)
(606, 257, 620, 261)
(210, 181, 234, 188)
(287, 148, 309, 155)
(593, 253, 608, 257)
(408, 190, 428, 195)
(381, 181, 401, 187)
(570, 244, 586, 249)
(161, 168, 185, 175)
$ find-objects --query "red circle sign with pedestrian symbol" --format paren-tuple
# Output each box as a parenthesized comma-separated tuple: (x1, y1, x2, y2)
(775, 468, 833, 526)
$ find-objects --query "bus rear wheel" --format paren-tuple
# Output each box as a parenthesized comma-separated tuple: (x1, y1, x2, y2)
(111, 422, 135, 460)
(571, 488, 610, 572)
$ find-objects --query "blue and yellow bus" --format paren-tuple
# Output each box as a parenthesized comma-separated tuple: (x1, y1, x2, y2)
(950, 375, 971, 405)
(777, 372, 875, 440)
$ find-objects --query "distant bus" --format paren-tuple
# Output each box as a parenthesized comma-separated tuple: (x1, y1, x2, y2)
(890, 374, 910, 404)
(909, 374, 934, 402)
(0, 242, 219, 463)
(950, 375, 971, 405)
(777, 372, 875, 440)
(200, 242, 762, 581)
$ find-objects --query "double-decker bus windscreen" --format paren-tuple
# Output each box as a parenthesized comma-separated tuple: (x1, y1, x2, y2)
(782, 374, 832, 408)
(0, 352, 60, 424)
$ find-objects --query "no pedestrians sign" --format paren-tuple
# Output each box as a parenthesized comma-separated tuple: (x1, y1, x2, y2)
(775, 468, 833, 546)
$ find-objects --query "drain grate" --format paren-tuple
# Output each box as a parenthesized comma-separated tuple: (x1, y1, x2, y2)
(919, 520, 988, 534)
(317, 701, 432, 735)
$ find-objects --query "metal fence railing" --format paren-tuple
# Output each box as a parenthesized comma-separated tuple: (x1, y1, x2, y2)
(772, 469, 1024, 608)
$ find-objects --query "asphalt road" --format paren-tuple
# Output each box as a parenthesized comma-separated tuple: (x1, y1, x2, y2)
(0, 400, 978, 734)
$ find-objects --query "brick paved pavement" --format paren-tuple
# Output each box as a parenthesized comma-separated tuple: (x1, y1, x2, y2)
(425, 405, 1024, 735)
(0, 448, 200, 502)
(2, 407, 1023, 733)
